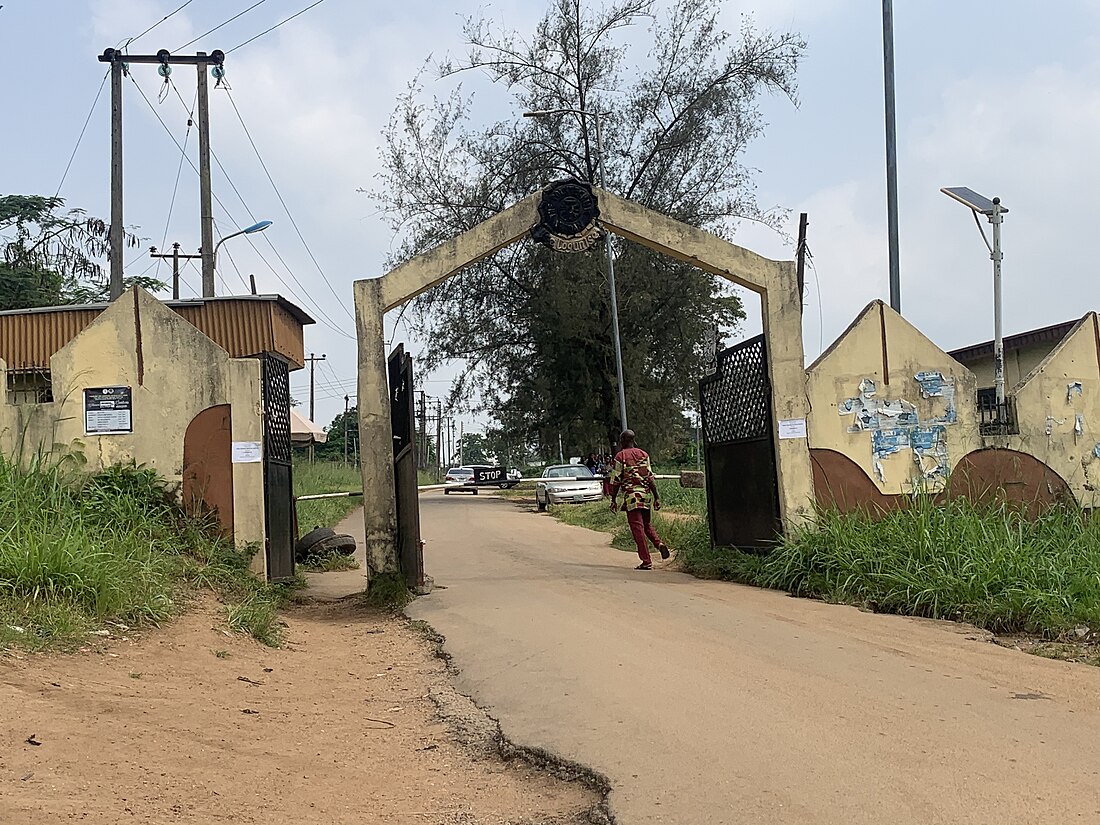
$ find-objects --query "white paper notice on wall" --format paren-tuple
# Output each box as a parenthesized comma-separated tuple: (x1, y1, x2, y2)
(777, 418, 808, 440)
(231, 441, 263, 464)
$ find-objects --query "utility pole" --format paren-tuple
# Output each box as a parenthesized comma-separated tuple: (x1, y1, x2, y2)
(435, 400, 443, 478)
(98, 48, 225, 298)
(108, 51, 124, 301)
(196, 52, 215, 297)
(416, 391, 427, 470)
(882, 0, 901, 313)
(343, 394, 350, 467)
(150, 243, 202, 299)
(795, 213, 809, 310)
(305, 353, 326, 423)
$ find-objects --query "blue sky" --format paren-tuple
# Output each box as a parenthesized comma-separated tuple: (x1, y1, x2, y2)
(2, 0, 1098, 435)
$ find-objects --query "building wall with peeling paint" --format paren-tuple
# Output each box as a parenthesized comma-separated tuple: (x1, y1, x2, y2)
(806, 300, 981, 497)
(988, 313, 1100, 505)
(0, 289, 267, 567)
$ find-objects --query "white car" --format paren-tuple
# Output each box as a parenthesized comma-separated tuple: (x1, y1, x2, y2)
(535, 465, 603, 511)
(443, 467, 477, 495)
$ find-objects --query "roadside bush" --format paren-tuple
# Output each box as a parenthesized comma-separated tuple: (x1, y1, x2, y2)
(0, 454, 298, 650)
(763, 498, 1100, 636)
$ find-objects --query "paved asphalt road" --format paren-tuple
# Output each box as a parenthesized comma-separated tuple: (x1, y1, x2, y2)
(406, 492, 1100, 825)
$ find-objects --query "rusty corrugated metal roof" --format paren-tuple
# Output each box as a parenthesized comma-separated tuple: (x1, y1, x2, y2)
(0, 294, 314, 371)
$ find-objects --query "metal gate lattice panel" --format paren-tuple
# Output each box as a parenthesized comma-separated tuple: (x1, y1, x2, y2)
(700, 335, 770, 443)
(699, 334, 782, 551)
(262, 357, 292, 462)
(261, 354, 295, 581)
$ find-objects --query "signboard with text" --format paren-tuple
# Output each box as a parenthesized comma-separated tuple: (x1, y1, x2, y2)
(84, 386, 133, 435)
(472, 466, 507, 485)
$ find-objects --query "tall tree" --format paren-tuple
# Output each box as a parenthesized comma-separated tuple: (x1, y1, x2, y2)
(0, 195, 158, 310)
(373, 0, 803, 456)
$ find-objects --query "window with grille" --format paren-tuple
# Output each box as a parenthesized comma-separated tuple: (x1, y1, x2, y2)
(6, 370, 54, 405)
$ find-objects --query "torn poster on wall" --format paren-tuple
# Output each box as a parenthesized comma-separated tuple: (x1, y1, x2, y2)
(911, 425, 949, 479)
(837, 370, 961, 486)
(1068, 382, 1084, 402)
(914, 371, 945, 397)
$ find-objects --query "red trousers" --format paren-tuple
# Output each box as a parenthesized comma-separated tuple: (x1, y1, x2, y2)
(626, 508, 663, 564)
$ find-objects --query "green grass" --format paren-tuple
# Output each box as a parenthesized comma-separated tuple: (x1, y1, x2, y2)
(361, 571, 413, 610)
(0, 453, 300, 651)
(675, 497, 1100, 638)
(293, 461, 364, 532)
(758, 499, 1100, 636)
(298, 550, 360, 573)
(654, 478, 705, 515)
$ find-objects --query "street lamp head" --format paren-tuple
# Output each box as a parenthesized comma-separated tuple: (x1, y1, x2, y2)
(940, 187, 1007, 216)
(243, 220, 273, 234)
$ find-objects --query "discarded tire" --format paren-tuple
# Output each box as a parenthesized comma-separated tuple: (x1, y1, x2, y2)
(296, 527, 336, 558)
(314, 534, 357, 556)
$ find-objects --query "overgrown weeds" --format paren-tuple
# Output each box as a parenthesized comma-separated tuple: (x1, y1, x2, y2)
(361, 571, 413, 610)
(761, 498, 1100, 636)
(293, 461, 363, 532)
(0, 453, 299, 650)
(299, 550, 360, 573)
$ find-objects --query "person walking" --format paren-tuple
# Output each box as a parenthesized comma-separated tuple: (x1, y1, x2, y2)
(609, 430, 671, 570)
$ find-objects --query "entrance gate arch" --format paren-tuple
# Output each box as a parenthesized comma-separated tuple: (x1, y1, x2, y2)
(354, 186, 812, 578)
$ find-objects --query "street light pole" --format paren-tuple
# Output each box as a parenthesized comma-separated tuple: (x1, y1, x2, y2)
(523, 108, 628, 435)
(592, 115, 629, 433)
(990, 198, 1005, 406)
(940, 187, 1009, 408)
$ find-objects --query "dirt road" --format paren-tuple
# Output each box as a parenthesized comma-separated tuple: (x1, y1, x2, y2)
(0, 596, 598, 824)
(408, 492, 1100, 825)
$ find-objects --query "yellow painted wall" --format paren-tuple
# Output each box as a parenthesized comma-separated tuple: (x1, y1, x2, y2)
(993, 313, 1100, 505)
(0, 289, 267, 567)
(965, 343, 1054, 390)
(807, 301, 981, 495)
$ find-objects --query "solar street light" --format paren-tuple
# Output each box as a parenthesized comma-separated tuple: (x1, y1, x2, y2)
(940, 187, 1007, 406)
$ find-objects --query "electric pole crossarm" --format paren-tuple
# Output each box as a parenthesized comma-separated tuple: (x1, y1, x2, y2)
(99, 49, 225, 65)
(98, 47, 226, 300)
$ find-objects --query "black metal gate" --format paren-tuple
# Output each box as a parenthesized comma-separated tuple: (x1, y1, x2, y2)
(388, 345, 424, 591)
(261, 354, 296, 580)
(698, 334, 782, 550)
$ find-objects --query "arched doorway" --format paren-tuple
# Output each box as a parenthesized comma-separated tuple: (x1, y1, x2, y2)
(182, 405, 234, 537)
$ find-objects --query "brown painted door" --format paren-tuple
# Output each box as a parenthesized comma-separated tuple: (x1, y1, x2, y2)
(182, 405, 234, 537)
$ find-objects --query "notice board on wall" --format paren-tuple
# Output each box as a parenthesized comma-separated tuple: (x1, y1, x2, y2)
(84, 386, 133, 435)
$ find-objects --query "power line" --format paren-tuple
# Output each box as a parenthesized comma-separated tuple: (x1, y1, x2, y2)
(224, 87, 354, 322)
(127, 73, 354, 340)
(175, 0, 270, 52)
(155, 85, 197, 281)
(164, 84, 353, 336)
(54, 69, 110, 197)
(227, 0, 328, 54)
(127, 0, 197, 47)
